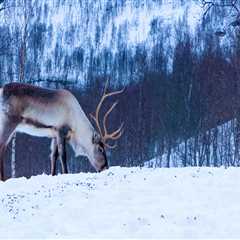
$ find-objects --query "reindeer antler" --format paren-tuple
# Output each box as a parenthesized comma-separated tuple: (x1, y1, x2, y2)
(90, 81, 125, 148)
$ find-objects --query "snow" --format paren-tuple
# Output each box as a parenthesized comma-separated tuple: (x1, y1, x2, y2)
(1, 166, 240, 238)
(102, 0, 202, 51)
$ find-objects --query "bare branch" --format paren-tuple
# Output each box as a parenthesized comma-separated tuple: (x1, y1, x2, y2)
(201, 0, 240, 17)
(201, 0, 240, 35)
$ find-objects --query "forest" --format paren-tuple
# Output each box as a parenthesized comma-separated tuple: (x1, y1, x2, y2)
(0, 0, 240, 177)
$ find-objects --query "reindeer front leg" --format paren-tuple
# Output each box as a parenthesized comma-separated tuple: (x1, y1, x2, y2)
(57, 133, 68, 174)
(50, 127, 70, 176)
(56, 126, 71, 174)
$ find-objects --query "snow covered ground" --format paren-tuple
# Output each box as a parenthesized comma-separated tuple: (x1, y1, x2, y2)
(1, 166, 240, 238)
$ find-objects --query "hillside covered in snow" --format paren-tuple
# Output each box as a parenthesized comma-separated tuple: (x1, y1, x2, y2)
(1, 167, 240, 238)
(0, 0, 233, 84)
(145, 119, 240, 168)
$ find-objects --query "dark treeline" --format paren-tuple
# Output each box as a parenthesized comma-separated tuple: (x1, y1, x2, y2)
(1, 0, 240, 177)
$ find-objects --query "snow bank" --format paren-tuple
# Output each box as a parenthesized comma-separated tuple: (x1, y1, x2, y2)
(0, 166, 240, 238)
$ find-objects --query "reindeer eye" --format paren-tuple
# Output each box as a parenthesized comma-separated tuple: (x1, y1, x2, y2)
(98, 146, 104, 153)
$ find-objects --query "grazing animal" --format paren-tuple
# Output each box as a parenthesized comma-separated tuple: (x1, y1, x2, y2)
(0, 82, 124, 180)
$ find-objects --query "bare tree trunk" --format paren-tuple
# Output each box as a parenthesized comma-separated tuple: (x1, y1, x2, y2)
(193, 135, 198, 166)
(213, 128, 218, 167)
(166, 137, 171, 168)
(12, 0, 29, 177)
(19, 22, 27, 82)
(234, 114, 240, 166)
(138, 83, 144, 165)
(183, 139, 187, 167)
(205, 131, 211, 167)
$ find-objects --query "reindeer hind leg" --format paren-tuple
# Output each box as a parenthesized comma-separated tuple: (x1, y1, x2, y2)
(0, 117, 19, 181)
(50, 138, 58, 176)
(0, 144, 7, 181)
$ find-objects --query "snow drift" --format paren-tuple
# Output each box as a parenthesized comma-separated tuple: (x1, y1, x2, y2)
(0, 166, 240, 238)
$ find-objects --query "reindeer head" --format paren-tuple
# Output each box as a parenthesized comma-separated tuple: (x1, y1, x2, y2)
(89, 82, 124, 172)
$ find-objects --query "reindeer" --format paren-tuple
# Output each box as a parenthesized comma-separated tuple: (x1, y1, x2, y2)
(0, 82, 124, 180)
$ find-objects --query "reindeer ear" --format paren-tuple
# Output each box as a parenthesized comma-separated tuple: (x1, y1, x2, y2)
(92, 132, 101, 144)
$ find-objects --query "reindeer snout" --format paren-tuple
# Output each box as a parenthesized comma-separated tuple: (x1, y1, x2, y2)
(101, 164, 108, 171)
(98, 162, 108, 172)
